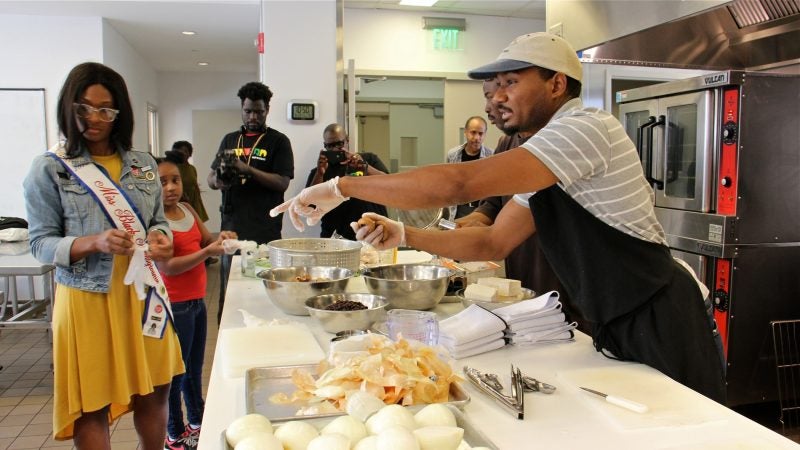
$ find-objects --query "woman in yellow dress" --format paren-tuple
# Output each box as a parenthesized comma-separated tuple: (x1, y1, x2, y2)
(23, 62, 184, 449)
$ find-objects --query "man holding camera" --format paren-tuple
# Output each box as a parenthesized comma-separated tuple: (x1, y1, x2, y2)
(208, 81, 294, 319)
(305, 123, 387, 240)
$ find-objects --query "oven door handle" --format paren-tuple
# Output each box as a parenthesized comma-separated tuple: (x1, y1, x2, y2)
(636, 116, 657, 161)
(646, 115, 666, 190)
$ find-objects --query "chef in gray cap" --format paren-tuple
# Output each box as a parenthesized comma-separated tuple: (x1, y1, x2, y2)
(272, 32, 725, 402)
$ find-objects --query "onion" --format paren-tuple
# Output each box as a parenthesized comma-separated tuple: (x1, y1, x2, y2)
(413, 404, 457, 428)
(346, 391, 386, 422)
(226, 413, 273, 447)
(366, 404, 417, 434)
(307, 432, 351, 450)
(376, 426, 420, 450)
(354, 435, 379, 450)
(274, 420, 319, 450)
(234, 431, 282, 450)
(412, 426, 464, 450)
(322, 414, 368, 446)
(456, 440, 472, 450)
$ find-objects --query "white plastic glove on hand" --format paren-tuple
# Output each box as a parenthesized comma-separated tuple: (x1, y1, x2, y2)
(350, 212, 405, 250)
(269, 176, 349, 231)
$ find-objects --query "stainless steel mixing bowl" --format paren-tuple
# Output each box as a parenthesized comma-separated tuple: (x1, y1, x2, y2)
(361, 264, 453, 310)
(257, 266, 353, 316)
(305, 293, 389, 333)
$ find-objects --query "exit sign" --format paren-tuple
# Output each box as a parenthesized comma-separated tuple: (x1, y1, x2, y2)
(432, 28, 461, 50)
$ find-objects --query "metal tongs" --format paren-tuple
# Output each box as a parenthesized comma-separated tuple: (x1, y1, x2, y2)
(463, 365, 526, 419)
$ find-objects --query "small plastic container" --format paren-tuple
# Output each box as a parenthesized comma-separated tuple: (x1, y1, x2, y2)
(386, 309, 439, 346)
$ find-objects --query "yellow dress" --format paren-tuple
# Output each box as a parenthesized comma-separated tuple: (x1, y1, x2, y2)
(52, 153, 184, 440)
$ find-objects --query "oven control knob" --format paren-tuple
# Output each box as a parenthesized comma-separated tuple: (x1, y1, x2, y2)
(713, 290, 729, 312)
(722, 122, 738, 144)
(721, 176, 732, 187)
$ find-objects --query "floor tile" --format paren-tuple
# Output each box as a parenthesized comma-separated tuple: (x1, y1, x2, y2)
(19, 424, 49, 438)
(0, 425, 24, 439)
(7, 434, 48, 449)
(0, 415, 32, 428)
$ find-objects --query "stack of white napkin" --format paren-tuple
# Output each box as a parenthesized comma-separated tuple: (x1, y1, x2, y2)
(493, 291, 576, 346)
(439, 304, 507, 359)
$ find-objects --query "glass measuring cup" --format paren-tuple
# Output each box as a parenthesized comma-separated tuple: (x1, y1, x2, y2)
(386, 309, 439, 345)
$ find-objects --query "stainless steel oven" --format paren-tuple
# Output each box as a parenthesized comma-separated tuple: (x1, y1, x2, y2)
(618, 71, 800, 406)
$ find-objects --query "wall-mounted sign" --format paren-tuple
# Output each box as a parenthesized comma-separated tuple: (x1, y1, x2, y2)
(433, 29, 461, 51)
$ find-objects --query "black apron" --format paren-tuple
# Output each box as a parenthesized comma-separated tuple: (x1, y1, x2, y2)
(530, 186, 726, 402)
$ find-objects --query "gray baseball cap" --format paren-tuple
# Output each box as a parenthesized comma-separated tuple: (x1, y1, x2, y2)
(468, 32, 583, 82)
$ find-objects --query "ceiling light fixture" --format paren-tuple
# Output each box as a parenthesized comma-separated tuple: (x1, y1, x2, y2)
(181, 31, 196, 36)
(197, 62, 209, 66)
(399, 0, 438, 6)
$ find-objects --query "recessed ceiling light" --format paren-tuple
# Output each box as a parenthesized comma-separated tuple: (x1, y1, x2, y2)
(399, 0, 437, 6)
(197, 62, 209, 66)
(182, 31, 196, 36)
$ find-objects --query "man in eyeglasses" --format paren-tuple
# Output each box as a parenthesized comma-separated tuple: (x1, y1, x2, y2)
(305, 123, 388, 240)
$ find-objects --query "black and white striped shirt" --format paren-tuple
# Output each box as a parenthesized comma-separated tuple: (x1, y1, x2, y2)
(513, 98, 667, 245)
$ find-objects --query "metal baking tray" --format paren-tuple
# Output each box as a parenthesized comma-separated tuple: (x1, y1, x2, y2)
(245, 364, 470, 422)
(222, 403, 498, 450)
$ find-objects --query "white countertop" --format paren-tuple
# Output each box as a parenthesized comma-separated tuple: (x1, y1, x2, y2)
(198, 256, 799, 449)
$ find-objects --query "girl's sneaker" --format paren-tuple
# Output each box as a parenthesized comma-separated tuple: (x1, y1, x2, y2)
(187, 423, 201, 439)
(164, 430, 198, 450)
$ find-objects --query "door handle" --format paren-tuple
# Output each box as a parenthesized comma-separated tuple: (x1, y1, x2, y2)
(636, 116, 657, 161)
(646, 115, 666, 190)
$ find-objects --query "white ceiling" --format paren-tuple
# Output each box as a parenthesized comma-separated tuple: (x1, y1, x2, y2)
(0, 0, 545, 73)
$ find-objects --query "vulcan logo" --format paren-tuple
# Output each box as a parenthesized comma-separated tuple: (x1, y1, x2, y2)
(704, 74, 727, 85)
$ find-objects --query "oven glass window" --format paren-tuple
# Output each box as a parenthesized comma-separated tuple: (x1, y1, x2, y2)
(664, 104, 698, 200)
(624, 110, 654, 173)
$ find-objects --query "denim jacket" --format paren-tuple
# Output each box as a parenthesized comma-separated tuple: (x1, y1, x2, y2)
(23, 144, 171, 293)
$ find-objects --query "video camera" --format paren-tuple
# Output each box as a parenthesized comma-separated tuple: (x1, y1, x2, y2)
(216, 149, 245, 186)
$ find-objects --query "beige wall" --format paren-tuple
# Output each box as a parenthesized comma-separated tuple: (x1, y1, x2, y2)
(389, 104, 443, 169)
(444, 79, 502, 155)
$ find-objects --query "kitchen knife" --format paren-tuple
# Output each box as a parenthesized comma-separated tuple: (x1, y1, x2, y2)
(580, 387, 649, 413)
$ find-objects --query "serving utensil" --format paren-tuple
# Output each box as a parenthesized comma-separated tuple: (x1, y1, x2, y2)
(463, 365, 525, 420)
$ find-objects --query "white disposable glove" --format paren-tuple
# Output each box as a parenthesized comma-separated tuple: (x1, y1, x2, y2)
(270, 176, 349, 231)
(350, 212, 405, 250)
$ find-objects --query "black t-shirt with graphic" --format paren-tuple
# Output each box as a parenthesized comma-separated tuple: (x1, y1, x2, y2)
(212, 126, 294, 244)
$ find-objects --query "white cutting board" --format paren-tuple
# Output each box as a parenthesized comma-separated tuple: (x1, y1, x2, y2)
(219, 324, 325, 378)
(558, 365, 729, 430)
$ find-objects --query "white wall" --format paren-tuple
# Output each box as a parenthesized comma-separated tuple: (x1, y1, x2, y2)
(158, 71, 256, 151)
(102, 20, 159, 153)
(0, 15, 102, 148)
(261, 0, 339, 238)
(344, 9, 544, 75)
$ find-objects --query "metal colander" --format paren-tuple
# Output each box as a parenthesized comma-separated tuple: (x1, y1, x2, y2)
(267, 238, 362, 271)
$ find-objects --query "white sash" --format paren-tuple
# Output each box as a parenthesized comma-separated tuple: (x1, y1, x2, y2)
(48, 145, 172, 339)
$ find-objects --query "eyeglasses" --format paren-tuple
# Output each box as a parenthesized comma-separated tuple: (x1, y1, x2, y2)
(73, 103, 119, 122)
(323, 140, 346, 150)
